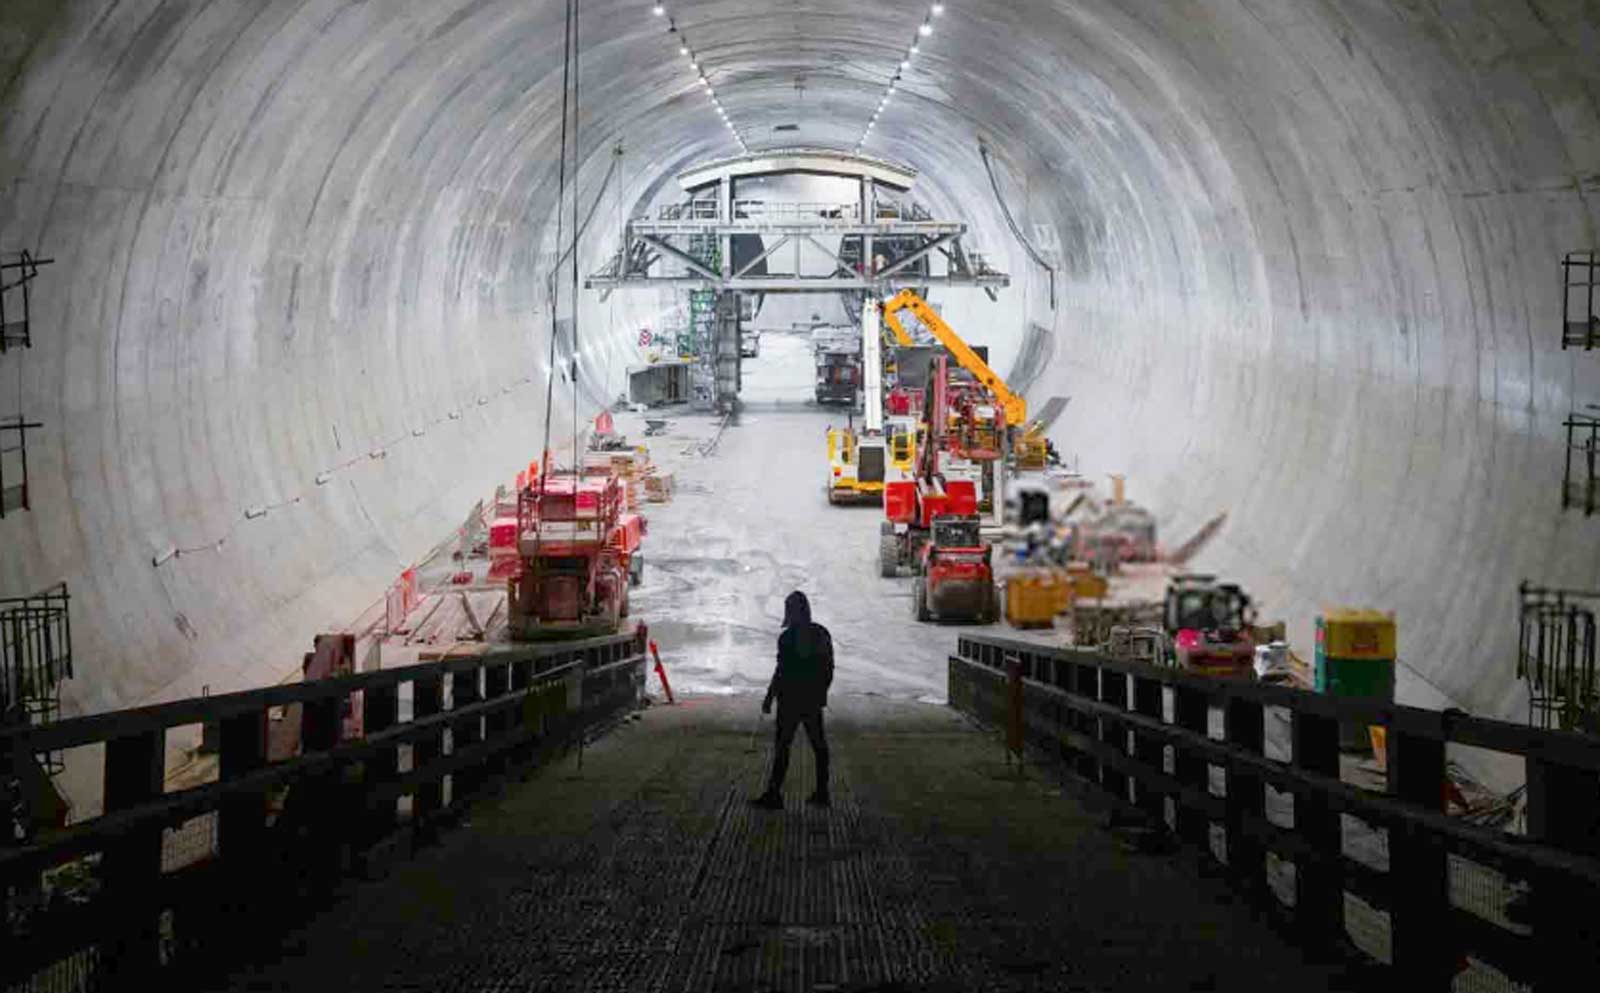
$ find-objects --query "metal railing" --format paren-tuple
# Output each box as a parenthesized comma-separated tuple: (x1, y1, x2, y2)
(1562, 251, 1598, 351)
(1564, 408, 1599, 516)
(0, 583, 72, 773)
(651, 200, 935, 225)
(0, 418, 43, 519)
(0, 251, 54, 354)
(1519, 583, 1599, 733)
(949, 634, 1600, 991)
(1, 627, 648, 990)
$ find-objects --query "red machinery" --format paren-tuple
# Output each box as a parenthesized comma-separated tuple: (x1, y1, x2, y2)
(505, 471, 640, 639)
(944, 379, 1005, 462)
(1163, 575, 1257, 678)
(879, 356, 998, 625)
(911, 515, 998, 623)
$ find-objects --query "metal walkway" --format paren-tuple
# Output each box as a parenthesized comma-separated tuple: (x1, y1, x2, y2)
(216, 697, 1353, 992)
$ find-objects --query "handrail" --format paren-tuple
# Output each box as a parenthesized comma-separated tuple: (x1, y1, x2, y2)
(950, 632, 1600, 988)
(2, 627, 649, 989)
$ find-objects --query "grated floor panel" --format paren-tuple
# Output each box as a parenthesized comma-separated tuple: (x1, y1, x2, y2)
(217, 696, 1361, 991)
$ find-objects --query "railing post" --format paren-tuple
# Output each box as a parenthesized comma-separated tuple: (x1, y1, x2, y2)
(1224, 697, 1266, 898)
(1527, 756, 1600, 989)
(1072, 661, 1098, 781)
(1173, 686, 1210, 846)
(452, 666, 483, 804)
(1131, 675, 1165, 825)
(1290, 711, 1342, 954)
(100, 729, 165, 977)
(1005, 655, 1023, 767)
(297, 691, 344, 881)
(217, 709, 268, 875)
(363, 684, 399, 845)
(413, 676, 444, 826)
(1098, 666, 1129, 803)
(483, 661, 511, 781)
(1386, 725, 1452, 986)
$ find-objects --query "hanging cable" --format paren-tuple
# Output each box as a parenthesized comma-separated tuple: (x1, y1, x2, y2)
(533, 0, 578, 581)
(570, 0, 582, 482)
(979, 140, 1057, 311)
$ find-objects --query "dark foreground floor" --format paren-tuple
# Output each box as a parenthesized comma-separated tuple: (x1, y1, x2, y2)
(219, 696, 1351, 992)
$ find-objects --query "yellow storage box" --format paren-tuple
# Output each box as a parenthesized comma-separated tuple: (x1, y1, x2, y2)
(1319, 609, 1397, 659)
(1006, 574, 1066, 628)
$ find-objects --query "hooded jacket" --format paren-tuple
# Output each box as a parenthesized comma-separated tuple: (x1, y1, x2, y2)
(767, 592, 834, 712)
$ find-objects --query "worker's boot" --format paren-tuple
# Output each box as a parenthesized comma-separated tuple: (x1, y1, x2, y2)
(751, 789, 783, 810)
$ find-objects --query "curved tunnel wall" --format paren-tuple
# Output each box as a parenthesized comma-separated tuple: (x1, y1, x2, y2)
(0, 0, 1596, 751)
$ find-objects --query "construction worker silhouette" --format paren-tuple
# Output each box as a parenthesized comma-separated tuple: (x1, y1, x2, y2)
(752, 591, 834, 809)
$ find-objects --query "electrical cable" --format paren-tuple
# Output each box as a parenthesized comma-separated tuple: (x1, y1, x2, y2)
(570, 0, 581, 486)
(979, 140, 1057, 311)
(532, 0, 578, 577)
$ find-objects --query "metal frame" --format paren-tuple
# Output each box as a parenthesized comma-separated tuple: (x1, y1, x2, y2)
(1519, 582, 1599, 733)
(589, 201, 1008, 293)
(951, 633, 1600, 990)
(1562, 251, 1598, 351)
(1, 628, 648, 988)
(0, 251, 54, 353)
(1563, 407, 1598, 515)
(0, 418, 43, 518)
(0, 583, 72, 762)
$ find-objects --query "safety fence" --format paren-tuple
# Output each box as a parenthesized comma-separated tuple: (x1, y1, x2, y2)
(949, 634, 1600, 992)
(1, 627, 648, 991)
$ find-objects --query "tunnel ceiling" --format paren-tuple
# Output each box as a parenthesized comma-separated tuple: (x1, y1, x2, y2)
(1, 1, 1598, 763)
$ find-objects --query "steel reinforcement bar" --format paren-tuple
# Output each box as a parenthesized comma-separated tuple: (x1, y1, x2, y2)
(948, 634, 1600, 992)
(1, 627, 649, 990)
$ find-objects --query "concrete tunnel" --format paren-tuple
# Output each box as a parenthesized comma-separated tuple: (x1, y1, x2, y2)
(3, 1, 1600, 988)
(3, 0, 1597, 734)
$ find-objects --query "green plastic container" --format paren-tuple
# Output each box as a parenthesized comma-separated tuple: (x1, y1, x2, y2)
(1315, 612, 1397, 750)
(1316, 656, 1395, 699)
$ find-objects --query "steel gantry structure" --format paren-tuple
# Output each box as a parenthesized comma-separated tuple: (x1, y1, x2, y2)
(591, 150, 1009, 410)
(587, 150, 1010, 297)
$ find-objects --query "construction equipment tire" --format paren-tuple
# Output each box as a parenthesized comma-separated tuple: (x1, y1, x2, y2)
(913, 578, 931, 622)
(978, 584, 999, 625)
(879, 535, 899, 578)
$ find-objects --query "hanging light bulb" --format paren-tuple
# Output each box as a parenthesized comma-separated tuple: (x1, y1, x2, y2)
(931, 2, 945, 15)
(919, 21, 932, 36)
(652, 4, 665, 16)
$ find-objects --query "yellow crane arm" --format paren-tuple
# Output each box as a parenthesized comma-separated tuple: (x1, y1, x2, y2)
(879, 289, 1028, 426)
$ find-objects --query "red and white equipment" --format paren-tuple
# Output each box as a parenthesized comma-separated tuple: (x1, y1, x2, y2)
(506, 471, 636, 639)
(878, 354, 996, 628)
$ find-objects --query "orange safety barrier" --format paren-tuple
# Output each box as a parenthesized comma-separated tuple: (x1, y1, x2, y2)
(649, 640, 675, 705)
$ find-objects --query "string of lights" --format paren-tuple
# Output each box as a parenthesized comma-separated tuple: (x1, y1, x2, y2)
(652, 3, 749, 154)
(854, 2, 944, 154)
